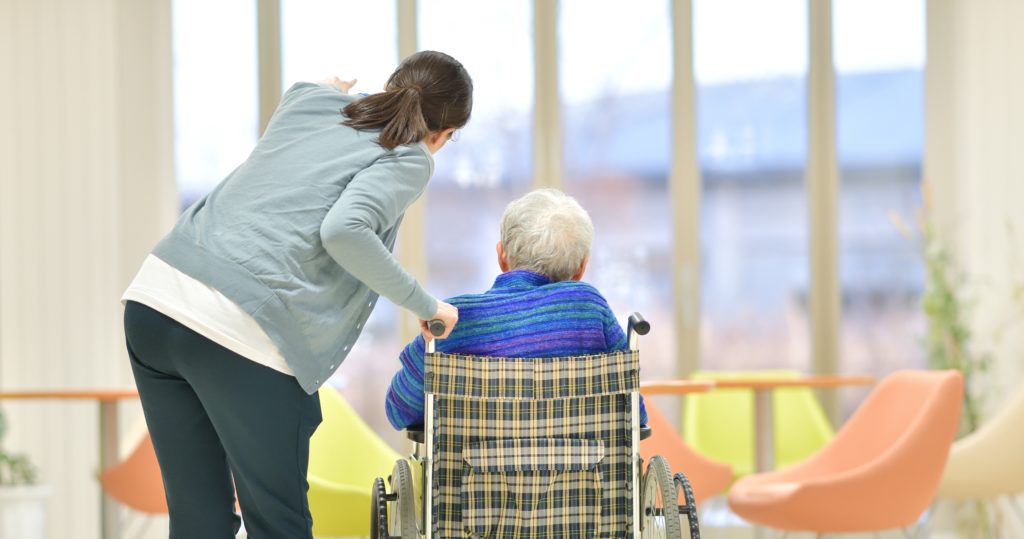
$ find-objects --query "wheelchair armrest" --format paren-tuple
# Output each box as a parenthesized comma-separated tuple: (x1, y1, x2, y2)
(640, 426, 652, 441)
(406, 427, 425, 444)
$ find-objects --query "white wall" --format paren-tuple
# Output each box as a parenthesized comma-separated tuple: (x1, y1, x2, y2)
(0, 0, 176, 537)
(928, 0, 1024, 405)
(927, 0, 1024, 536)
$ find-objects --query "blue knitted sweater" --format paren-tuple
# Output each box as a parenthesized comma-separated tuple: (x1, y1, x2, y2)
(385, 269, 648, 429)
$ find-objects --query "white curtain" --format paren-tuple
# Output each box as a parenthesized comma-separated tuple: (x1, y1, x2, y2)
(0, 0, 176, 537)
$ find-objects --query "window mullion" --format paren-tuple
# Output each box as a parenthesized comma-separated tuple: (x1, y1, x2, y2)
(807, 0, 841, 422)
(257, 0, 282, 135)
(395, 0, 427, 345)
(533, 0, 562, 190)
(670, 0, 701, 378)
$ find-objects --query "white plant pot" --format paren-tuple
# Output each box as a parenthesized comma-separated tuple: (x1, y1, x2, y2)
(0, 484, 49, 539)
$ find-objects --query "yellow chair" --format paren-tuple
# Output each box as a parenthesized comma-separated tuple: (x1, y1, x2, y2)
(308, 385, 402, 537)
(683, 370, 834, 478)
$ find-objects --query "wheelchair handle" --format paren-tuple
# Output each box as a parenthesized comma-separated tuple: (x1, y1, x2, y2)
(428, 319, 446, 337)
(628, 312, 650, 336)
(627, 312, 649, 352)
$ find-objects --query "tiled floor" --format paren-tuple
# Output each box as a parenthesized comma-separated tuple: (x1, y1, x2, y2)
(692, 496, 928, 539)
(235, 495, 1024, 538)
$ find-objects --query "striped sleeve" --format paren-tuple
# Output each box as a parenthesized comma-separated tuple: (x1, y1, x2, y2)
(385, 335, 428, 429)
(600, 307, 648, 426)
(603, 307, 628, 351)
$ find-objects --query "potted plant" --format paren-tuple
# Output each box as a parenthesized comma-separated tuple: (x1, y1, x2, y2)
(920, 221, 991, 434)
(0, 407, 48, 538)
(915, 207, 1022, 537)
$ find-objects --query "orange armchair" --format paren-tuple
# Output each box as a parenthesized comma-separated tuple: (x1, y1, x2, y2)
(99, 433, 167, 515)
(640, 398, 733, 505)
(727, 370, 963, 534)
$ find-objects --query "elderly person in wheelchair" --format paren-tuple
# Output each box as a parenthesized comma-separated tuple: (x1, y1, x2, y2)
(385, 187, 647, 430)
(377, 188, 698, 539)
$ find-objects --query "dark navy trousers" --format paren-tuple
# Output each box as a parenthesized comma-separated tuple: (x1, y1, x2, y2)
(124, 301, 322, 539)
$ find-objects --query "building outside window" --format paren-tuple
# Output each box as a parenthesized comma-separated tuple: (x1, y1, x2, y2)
(834, 0, 926, 414)
(419, 0, 535, 300)
(559, 0, 676, 381)
(694, 0, 812, 375)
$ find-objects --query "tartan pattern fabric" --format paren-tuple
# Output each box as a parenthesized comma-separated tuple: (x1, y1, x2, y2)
(427, 350, 640, 538)
(463, 438, 606, 472)
(462, 438, 605, 537)
(426, 351, 638, 401)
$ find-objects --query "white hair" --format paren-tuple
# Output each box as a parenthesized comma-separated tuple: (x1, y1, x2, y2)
(499, 188, 593, 282)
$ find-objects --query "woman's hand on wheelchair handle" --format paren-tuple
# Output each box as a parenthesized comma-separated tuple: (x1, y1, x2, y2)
(421, 300, 458, 341)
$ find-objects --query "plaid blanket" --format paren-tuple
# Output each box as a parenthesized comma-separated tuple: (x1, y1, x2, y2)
(426, 350, 640, 538)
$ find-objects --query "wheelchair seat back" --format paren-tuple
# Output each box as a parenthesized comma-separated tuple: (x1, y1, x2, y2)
(424, 349, 642, 538)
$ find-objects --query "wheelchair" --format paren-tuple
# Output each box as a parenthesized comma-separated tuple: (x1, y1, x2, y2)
(371, 313, 700, 538)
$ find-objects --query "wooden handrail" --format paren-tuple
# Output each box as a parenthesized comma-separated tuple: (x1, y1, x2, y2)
(638, 375, 875, 396)
(638, 379, 716, 395)
(0, 389, 140, 402)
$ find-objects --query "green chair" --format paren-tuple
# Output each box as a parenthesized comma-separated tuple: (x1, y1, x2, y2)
(682, 370, 834, 478)
(308, 385, 402, 537)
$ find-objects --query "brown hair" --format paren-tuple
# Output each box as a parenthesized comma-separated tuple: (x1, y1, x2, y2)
(342, 50, 473, 150)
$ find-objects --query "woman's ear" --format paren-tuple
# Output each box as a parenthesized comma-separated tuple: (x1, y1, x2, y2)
(570, 256, 589, 281)
(496, 241, 510, 272)
(424, 128, 456, 154)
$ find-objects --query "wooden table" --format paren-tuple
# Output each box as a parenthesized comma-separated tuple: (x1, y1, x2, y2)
(716, 376, 875, 473)
(0, 389, 140, 539)
(639, 379, 716, 395)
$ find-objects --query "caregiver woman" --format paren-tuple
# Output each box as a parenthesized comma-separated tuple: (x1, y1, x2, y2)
(120, 50, 471, 538)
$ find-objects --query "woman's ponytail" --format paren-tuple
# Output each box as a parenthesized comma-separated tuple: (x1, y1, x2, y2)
(341, 50, 473, 151)
(342, 86, 429, 150)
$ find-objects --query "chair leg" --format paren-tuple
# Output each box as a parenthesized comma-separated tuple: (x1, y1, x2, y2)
(909, 500, 938, 539)
(135, 516, 154, 539)
(1008, 495, 1024, 526)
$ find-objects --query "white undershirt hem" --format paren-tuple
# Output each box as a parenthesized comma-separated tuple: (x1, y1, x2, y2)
(121, 255, 295, 377)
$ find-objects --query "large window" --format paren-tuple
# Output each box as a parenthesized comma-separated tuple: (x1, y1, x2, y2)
(834, 0, 926, 411)
(419, 0, 535, 299)
(168, 0, 929, 448)
(172, 0, 258, 209)
(694, 0, 810, 372)
(559, 0, 675, 381)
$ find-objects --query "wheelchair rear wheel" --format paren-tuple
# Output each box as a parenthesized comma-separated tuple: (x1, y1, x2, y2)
(641, 455, 682, 539)
(388, 459, 419, 539)
(674, 472, 701, 539)
(370, 476, 388, 539)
